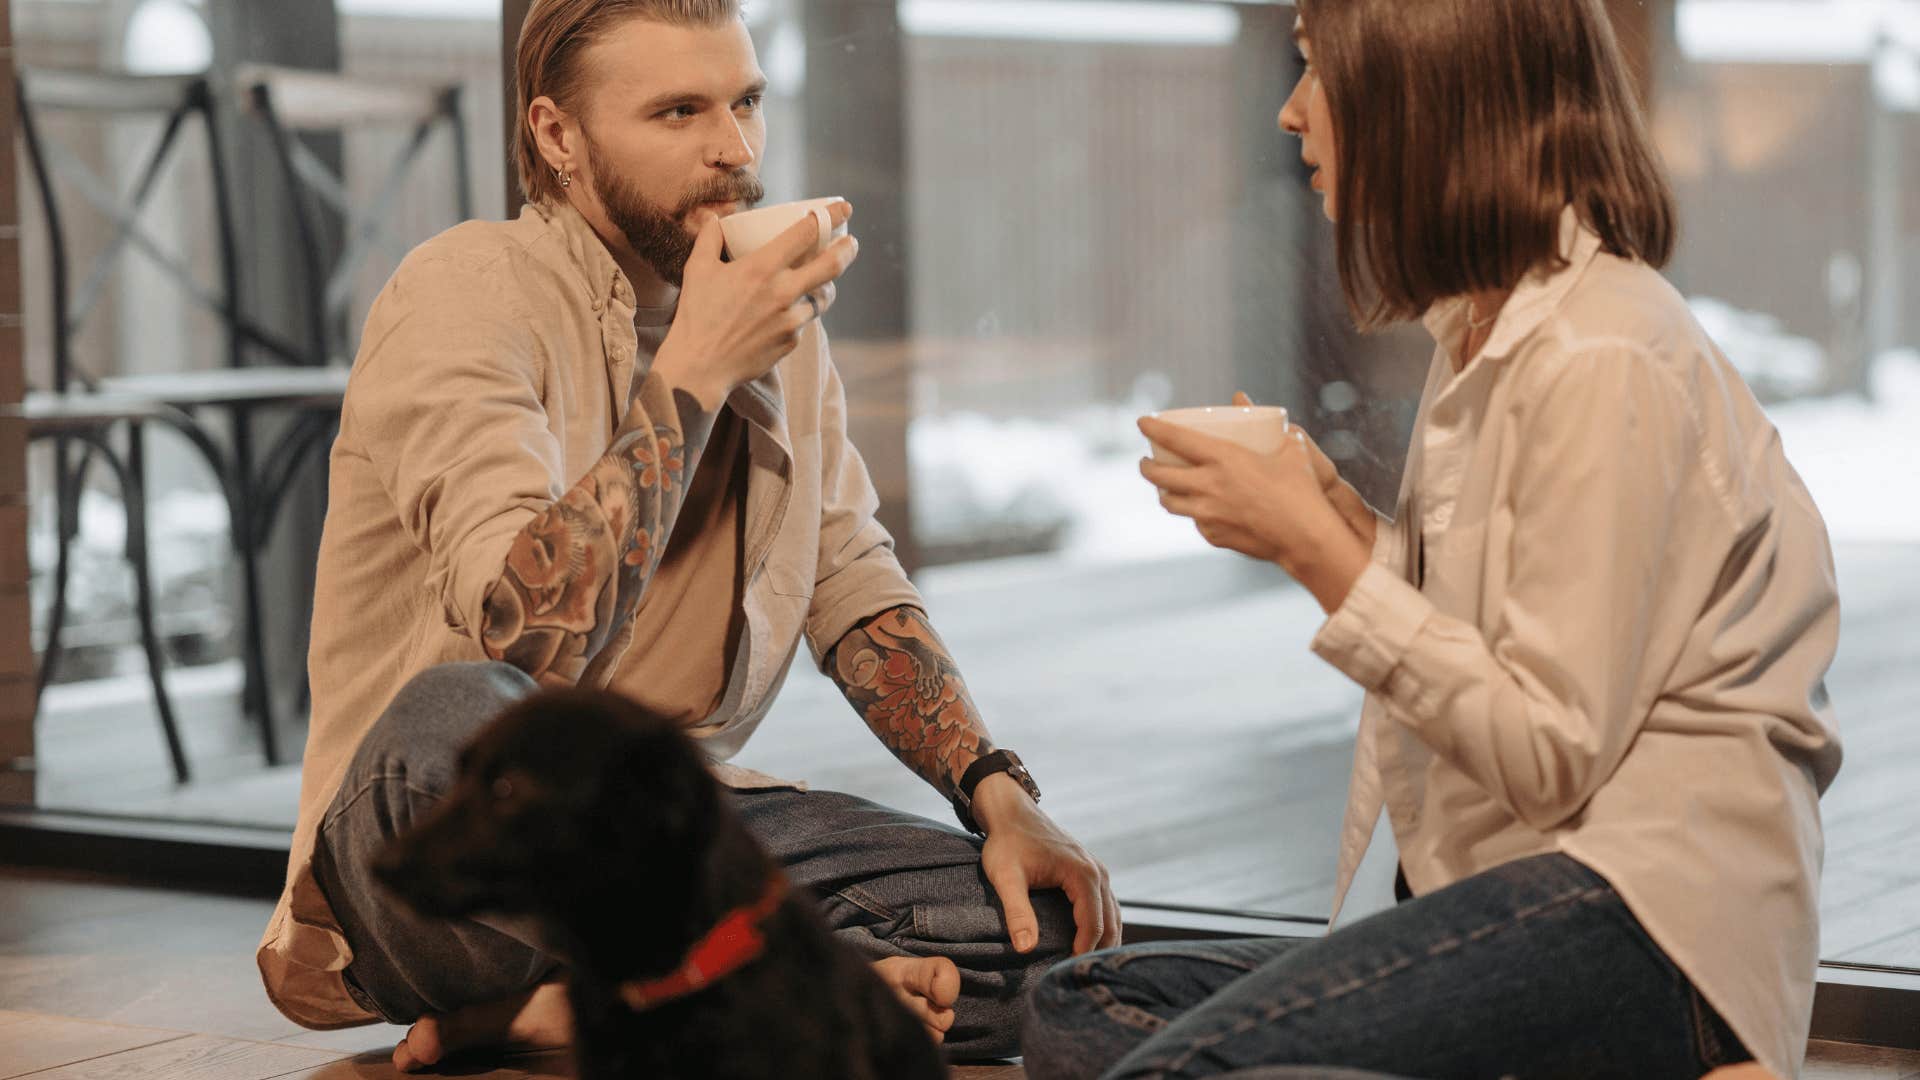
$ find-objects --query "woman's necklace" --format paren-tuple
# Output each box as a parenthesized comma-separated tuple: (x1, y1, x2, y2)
(1458, 296, 1502, 372)
(1466, 298, 1498, 330)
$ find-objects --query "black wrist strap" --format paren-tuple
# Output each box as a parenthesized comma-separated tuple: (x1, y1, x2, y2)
(953, 750, 1038, 836)
(959, 750, 1016, 802)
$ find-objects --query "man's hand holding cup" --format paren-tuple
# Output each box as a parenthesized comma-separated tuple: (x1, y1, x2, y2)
(654, 198, 856, 410)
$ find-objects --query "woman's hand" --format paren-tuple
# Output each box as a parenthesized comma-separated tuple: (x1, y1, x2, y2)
(1139, 412, 1372, 614)
(1231, 392, 1377, 548)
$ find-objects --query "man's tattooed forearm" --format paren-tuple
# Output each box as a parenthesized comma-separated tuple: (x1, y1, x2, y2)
(830, 606, 996, 798)
(480, 380, 714, 685)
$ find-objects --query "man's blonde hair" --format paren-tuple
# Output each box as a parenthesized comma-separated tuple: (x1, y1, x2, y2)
(514, 0, 742, 205)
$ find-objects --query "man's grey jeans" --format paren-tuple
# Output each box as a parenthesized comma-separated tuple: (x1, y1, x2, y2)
(309, 661, 1074, 1060)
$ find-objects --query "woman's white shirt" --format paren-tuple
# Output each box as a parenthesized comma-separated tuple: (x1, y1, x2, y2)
(1312, 210, 1843, 1079)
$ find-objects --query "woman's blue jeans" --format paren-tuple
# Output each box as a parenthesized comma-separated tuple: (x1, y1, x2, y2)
(1022, 853, 1752, 1080)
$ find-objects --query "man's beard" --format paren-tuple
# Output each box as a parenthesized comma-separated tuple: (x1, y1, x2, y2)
(585, 134, 764, 287)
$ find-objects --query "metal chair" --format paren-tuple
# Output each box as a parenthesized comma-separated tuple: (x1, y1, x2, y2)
(15, 65, 472, 771)
(4, 394, 237, 783)
(15, 67, 355, 769)
(225, 64, 473, 721)
(237, 64, 473, 366)
(13, 70, 258, 781)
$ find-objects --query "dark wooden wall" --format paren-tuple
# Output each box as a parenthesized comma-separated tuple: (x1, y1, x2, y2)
(1, 0, 33, 805)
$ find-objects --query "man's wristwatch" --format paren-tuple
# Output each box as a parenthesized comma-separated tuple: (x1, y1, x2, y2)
(952, 750, 1041, 836)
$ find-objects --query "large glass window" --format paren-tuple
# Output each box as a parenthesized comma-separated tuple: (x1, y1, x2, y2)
(1656, 0, 1920, 969)
(734, 0, 1920, 962)
(728, 0, 1399, 923)
(11, 0, 1916, 974)
(15, 0, 500, 823)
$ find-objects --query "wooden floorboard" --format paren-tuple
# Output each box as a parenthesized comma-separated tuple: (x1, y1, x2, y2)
(0, 871, 180, 946)
(0, 868, 1916, 1079)
(0, 1012, 185, 1079)
(0, 871, 307, 1043)
(19, 1034, 347, 1080)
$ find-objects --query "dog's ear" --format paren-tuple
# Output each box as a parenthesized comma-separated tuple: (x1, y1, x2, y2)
(567, 693, 727, 858)
(611, 723, 723, 854)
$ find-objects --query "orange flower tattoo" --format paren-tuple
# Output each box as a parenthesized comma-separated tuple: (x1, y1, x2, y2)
(477, 371, 716, 685)
(830, 607, 995, 798)
(632, 429, 686, 493)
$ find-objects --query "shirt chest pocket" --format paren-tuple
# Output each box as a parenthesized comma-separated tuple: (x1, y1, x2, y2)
(1420, 517, 1489, 622)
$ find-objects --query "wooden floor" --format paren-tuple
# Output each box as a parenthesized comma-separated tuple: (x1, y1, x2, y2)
(0, 870, 1019, 1080)
(0, 867, 1915, 1080)
(23, 543, 1920, 954)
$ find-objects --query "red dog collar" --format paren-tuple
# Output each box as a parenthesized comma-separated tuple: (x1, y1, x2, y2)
(618, 873, 789, 1012)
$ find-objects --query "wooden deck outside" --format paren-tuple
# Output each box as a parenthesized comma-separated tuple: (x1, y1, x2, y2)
(22, 542, 1920, 965)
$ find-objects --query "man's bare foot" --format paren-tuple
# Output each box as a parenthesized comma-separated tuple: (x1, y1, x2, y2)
(872, 955, 961, 1044)
(393, 981, 574, 1073)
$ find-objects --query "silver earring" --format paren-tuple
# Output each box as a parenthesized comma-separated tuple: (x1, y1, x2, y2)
(556, 168, 572, 189)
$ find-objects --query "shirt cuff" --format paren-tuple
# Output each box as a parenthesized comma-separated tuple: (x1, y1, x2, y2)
(442, 510, 537, 643)
(804, 543, 926, 671)
(1311, 561, 1432, 691)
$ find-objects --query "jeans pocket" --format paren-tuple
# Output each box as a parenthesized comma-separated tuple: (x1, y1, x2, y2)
(910, 899, 1013, 945)
(817, 884, 909, 933)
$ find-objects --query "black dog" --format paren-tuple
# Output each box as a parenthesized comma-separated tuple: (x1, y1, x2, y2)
(373, 688, 949, 1080)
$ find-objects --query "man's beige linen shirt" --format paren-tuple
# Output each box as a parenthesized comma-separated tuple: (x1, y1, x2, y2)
(1313, 212, 1844, 1079)
(258, 201, 922, 1027)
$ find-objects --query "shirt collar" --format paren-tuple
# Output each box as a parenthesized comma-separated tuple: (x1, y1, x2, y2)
(1420, 206, 1605, 365)
(530, 198, 685, 323)
(530, 198, 626, 311)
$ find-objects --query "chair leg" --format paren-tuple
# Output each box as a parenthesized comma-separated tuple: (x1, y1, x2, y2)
(35, 436, 78, 698)
(231, 405, 280, 766)
(251, 409, 333, 741)
(124, 423, 191, 785)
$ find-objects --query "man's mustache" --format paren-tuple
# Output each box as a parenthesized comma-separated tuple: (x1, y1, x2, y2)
(674, 173, 766, 218)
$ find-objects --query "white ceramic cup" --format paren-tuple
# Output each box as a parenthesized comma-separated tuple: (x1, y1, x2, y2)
(718, 196, 848, 260)
(1147, 405, 1291, 466)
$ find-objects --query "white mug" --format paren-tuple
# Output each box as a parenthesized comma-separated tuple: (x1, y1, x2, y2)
(719, 196, 847, 260)
(1147, 405, 1291, 466)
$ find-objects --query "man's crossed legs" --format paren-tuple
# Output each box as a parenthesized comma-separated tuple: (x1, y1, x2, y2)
(310, 662, 1074, 1071)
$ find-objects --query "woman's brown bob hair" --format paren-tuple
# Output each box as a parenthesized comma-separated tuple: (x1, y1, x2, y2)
(1295, 0, 1676, 328)
(514, 0, 741, 206)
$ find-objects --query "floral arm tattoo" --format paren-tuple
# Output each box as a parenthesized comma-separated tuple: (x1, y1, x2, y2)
(478, 372, 716, 686)
(829, 606, 997, 800)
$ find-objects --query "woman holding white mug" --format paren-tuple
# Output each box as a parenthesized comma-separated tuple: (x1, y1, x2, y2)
(1020, 0, 1841, 1077)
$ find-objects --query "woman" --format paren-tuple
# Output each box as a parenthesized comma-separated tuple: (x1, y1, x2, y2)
(1020, 0, 1841, 1078)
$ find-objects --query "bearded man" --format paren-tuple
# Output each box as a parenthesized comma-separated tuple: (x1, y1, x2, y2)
(256, 0, 1117, 1070)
